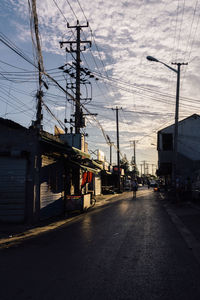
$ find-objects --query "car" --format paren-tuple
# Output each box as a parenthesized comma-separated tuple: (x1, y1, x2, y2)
(150, 180, 157, 187)
(124, 180, 131, 191)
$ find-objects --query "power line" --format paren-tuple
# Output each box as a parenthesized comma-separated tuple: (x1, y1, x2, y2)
(62, 0, 115, 99)
(183, 0, 199, 60)
(0, 8, 114, 151)
(0, 60, 34, 71)
(0, 32, 37, 68)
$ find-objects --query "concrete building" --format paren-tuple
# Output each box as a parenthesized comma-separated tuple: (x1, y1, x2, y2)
(157, 114, 200, 184)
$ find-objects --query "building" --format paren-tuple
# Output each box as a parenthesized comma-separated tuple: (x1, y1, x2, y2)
(0, 118, 101, 223)
(157, 114, 200, 185)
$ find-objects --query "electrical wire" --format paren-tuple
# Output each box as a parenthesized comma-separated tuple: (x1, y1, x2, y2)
(0, 32, 37, 69)
(176, 0, 186, 59)
(2, 1, 199, 161)
(60, 0, 115, 101)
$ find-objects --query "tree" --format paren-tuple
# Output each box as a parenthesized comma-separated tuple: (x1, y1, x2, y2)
(120, 154, 130, 174)
(130, 155, 139, 177)
(130, 156, 135, 169)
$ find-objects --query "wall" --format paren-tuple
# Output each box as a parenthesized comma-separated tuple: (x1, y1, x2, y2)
(158, 115, 200, 161)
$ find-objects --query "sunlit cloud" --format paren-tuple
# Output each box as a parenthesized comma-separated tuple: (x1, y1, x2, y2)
(1, 0, 200, 165)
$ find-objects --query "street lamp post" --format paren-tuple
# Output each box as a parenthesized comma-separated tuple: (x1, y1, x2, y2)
(146, 56, 188, 185)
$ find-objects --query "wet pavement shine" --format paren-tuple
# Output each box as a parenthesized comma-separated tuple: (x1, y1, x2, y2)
(1, 188, 200, 300)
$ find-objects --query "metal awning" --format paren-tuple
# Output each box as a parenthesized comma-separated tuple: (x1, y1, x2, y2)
(79, 164, 100, 175)
(72, 147, 90, 159)
(104, 171, 112, 175)
(91, 160, 103, 169)
(70, 160, 100, 174)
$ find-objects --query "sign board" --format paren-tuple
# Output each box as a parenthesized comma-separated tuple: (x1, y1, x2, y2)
(65, 194, 91, 211)
(83, 194, 91, 210)
(104, 161, 109, 171)
(66, 195, 82, 211)
(97, 149, 105, 162)
(113, 167, 125, 176)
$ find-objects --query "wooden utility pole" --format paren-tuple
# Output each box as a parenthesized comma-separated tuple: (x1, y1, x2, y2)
(31, 0, 44, 128)
(109, 142, 114, 166)
(146, 163, 149, 175)
(171, 62, 188, 184)
(60, 21, 91, 133)
(152, 164, 155, 176)
(140, 164, 143, 177)
(30, 0, 44, 221)
(112, 107, 122, 192)
(130, 140, 136, 177)
(141, 160, 147, 176)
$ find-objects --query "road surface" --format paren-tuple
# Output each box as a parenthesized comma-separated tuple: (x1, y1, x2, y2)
(1, 188, 200, 300)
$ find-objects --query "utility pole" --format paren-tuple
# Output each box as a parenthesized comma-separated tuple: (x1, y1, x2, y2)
(146, 56, 188, 187)
(152, 164, 155, 176)
(31, 0, 44, 222)
(110, 143, 112, 165)
(31, 0, 44, 128)
(112, 107, 122, 193)
(171, 62, 188, 185)
(60, 20, 91, 134)
(146, 163, 149, 175)
(130, 140, 136, 177)
(109, 142, 114, 166)
(140, 164, 143, 177)
(134, 140, 136, 169)
(141, 160, 147, 176)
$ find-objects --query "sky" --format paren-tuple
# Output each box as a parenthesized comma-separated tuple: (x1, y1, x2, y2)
(1, 0, 200, 174)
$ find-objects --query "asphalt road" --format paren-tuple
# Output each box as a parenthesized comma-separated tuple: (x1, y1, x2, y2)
(1, 188, 200, 300)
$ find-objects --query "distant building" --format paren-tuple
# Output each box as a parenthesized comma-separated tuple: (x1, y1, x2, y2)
(157, 114, 200, 184)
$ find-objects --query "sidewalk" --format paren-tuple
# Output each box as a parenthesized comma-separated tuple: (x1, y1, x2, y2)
(0, 193, 120, 248)
(160, 191, 200, 244)
(95, 192, 119, 204)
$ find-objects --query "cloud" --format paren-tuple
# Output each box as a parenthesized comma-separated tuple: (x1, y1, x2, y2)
(2, 0, 200, 165)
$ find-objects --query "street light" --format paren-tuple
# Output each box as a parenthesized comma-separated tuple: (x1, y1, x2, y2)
(146, 55, 188, 186)
(146, 56, 178, 73)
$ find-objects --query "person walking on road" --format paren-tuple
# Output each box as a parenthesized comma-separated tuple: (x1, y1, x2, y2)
(132, 179, 138, 199)
(147, 178, 150, 189)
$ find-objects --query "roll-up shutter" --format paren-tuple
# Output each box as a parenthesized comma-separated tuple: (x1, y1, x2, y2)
(0, 157, 26, 222)
(40, 155, 64, 219)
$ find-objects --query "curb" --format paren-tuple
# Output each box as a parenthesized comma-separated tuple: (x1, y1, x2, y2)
(0, 193, 121, 249)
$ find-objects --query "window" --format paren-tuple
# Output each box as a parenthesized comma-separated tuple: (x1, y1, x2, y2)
(162, 133, 173, 150)
(157, 162, 172, 175)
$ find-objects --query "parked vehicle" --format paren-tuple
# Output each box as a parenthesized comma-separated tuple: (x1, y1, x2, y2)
(150, 180, 157, 187)
(124, 180, 132, 191)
